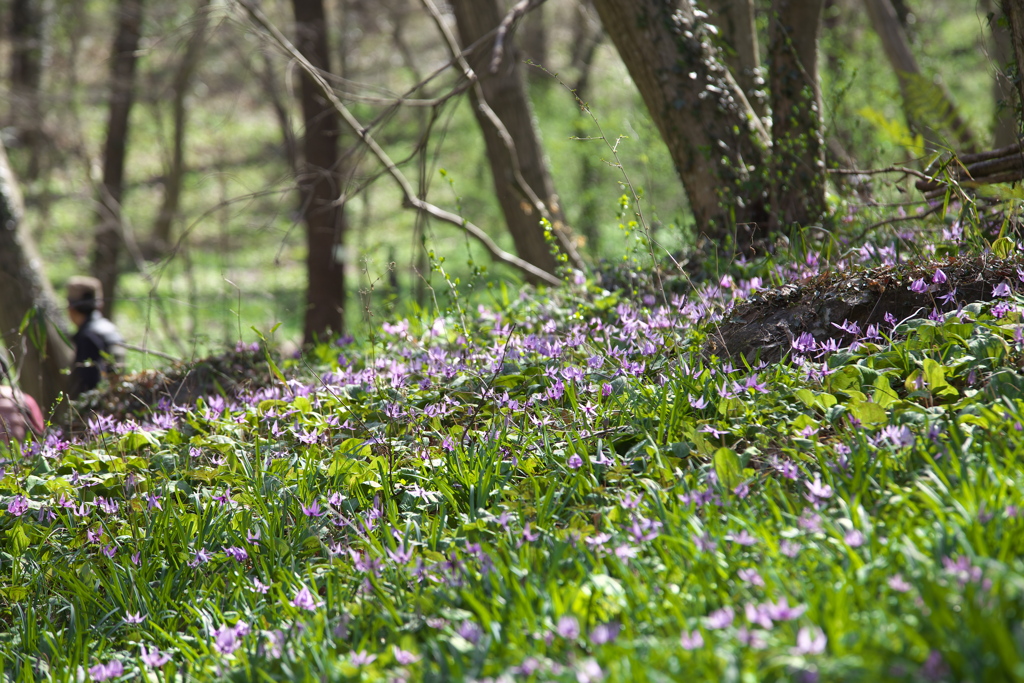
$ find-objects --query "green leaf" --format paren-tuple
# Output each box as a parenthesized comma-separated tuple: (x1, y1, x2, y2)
(873, 375, 900, 408)
(849, 400, 887, 426)
(119, 430, 159, 451)
(992, 236, 1015, 259)
(713, 447, 741, 490)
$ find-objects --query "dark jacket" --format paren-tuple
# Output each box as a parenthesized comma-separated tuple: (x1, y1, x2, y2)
(70, 311, 125, 397)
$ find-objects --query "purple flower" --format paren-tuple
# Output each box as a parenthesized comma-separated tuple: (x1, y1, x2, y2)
(680, 629, 704, 650)
(792, 332, 816, 354)
(224, 546, 248, 562)
(140, 645, 171, 668)
(212, 623, 243, 656)
(727, 530, 757, 546)
(690, 395, 709, 410)
(557, 615, 580, 639)
(567, 454, 584, 470)
(994, 281, 1012, 298)
(291, 585, 323, 611)
(88, 660, 124, 681)
(251, 578, 270, 594)
(831, 319, 862, 336)
(844, 529, 866, 548)
(792, 626, 827, 655)
(123, 611, 145, 625)
(933, 268, 947, 284)
(350, 650, 377, 666)
(589, 622, 620, 645)
(693, 533, 717, 553)
(738, 568, 765, 586)
(146, 493, 162, 511)
(780, 539, 801, 558)
(301, 501, 324, 518)
(764, 596, 807, 621)
(7, 495, 29, 517)
(806, 475, 833, 500)
(909, 278, 927, 294)
(457, 620, 482, 644)
(706, 606, 734, 629)
(887, 574, 911, 592)
(393, 646, 419, 665)
(188, 548, 211, 567)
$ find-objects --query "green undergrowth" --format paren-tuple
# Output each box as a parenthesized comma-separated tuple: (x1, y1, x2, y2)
(3, 265, 1024, 682)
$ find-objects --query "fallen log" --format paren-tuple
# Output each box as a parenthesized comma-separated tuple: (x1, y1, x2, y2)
(707, 256, 1019, 364)
(916, 142, 1024, 193)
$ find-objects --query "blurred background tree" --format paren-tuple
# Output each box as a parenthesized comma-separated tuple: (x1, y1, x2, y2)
(0, 0, 1011, 409)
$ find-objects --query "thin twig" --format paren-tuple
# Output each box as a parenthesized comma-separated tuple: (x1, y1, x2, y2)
(848, 202, 942, 245)
(828, 165, 939, 183)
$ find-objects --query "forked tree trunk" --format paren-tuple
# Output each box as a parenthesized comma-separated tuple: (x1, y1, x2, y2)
(590, 0, 770, 247)
(91, 0, 144, 319)
(0, 141, 72, 413)
(768, 0, 826, 229)
(705, 0, 766, 118)
(450, 0, 582, 278)
(150, 0, 212, 256)
(292, 0, 348, 342)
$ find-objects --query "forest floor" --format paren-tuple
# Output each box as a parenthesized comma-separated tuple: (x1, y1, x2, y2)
(8, 209, 1024, 680)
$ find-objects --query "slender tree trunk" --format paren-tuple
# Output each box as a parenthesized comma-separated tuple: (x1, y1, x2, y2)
(91, 0, 144, 319)
(0, 141, 72, 413)
(864, 0, 977, 153)
(254, 51, 300, 174)
(149, 0, 211, 256)
(1001, 0, 1024, 131)
(449, 0, 581, 278)
(590, 0, 770, 247)
(9, 0, 46, 180)
(292, 0, 347, 342)
(984, 0, 1019, 147)
(705, 0, 766, 118)
(768, 0, 826, 229)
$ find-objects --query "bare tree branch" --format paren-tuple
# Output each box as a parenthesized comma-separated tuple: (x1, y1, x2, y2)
(420, 0, 582, 270)
(489, 0, 548, 74)
(233, 0, 563, 287)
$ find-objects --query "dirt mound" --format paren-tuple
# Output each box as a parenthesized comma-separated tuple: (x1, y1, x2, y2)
(69, 346, 284, 427)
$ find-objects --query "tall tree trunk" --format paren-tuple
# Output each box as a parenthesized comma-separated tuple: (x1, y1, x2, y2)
(292, 0, 348, 342)
(1001, 0, 1024, 131)
(149, 0, 211, 256)
(705, 0, 766, 118)
(91, 0, 144, 319)
(863, 0, 977, 154)
(984, 0, 1019, 147)
(9, 0, 46, 180)
(590, 0, 770, 247)
(0, 141, 72, 413)
(449, 0, 581, 279)
(768, 0, 826, 229)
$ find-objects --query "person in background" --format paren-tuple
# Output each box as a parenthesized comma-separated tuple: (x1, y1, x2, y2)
(66, 276, 125, 397)
(0, 358, 45, 445)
